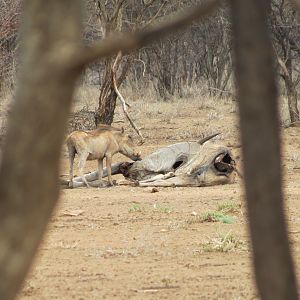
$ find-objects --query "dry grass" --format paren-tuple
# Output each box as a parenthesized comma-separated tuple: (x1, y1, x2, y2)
(200, 231, 248, 253)
(0, 83, 294, 142)
(1, 82, 291, 118)
(70, 83, 231, 142)
(217, 201, 242, 215)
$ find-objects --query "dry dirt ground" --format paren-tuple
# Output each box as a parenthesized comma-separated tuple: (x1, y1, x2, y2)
(2, 92, 298, 300)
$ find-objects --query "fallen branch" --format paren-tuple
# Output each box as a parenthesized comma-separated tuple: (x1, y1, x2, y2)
(112, 52, 145, 143)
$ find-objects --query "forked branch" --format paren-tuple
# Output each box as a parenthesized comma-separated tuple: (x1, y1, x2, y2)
(277, 56, 290, 78)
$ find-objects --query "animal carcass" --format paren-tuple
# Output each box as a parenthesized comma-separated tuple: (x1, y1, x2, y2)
(64, 134, 236, 188)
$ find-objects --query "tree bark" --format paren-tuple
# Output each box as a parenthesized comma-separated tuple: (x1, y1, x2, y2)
(95, 56, 132, 126)
(285, 55, 299, 124)
(231, 0, 298, 299)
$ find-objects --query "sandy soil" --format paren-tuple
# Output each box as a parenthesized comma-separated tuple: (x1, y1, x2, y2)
(12, 96, 300, 300)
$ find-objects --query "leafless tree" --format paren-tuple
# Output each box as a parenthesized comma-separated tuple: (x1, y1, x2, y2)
(270, 0, 300, 124)
(1, 0, 298, 104)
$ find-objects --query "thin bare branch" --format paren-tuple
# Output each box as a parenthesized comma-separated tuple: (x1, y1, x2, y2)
(112, 52, 144, 142)
(143, 0, 168, 27)
(74, 0, 221, 68)
(277, 56, 290, 78)
(110, 0, 125, 23)
(143, 0, 156, 7)
(94, 0, 108, 23)
(135, 58, 146, 77)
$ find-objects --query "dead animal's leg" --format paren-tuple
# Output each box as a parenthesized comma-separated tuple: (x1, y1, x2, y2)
(78, 153, 90, 187)
(118, 179, 139, 186)
(106, 154, 114, 186)
(73, 162, 123, 183)
(98, 158, 104, 188)
(139, 172, 175, 183)
(68, 145, 76, 188)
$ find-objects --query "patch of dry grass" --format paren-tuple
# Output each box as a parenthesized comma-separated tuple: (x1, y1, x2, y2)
(0, 83, 293, 145)
(200, 231, 247, 253)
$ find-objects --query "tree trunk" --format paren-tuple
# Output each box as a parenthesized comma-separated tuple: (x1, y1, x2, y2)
(285, 55, 299, 124)
(95, 58, 115, 125)
(286, 79, 299, 124)
(95, 56, 132, 126)
(95, 88, 118, 125)
(231, 0, 298, 299)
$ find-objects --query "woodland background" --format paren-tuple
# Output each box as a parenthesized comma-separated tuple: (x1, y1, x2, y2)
(1, 0, 299, 126)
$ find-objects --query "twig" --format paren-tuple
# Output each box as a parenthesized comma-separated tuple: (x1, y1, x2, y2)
(143, 0, 168, 27)
(110, 0, 126, 23)
(277, 56, 289, 78)
(112, 52, 145, 143)
(133, 285, 180, 293)
(134, 58, 146, 77)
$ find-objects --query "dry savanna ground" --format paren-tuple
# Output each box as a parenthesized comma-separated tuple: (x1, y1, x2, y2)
(1, 85, 300, 299)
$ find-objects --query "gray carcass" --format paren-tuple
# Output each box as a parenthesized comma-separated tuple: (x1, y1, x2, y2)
(64, 134, 236, 188)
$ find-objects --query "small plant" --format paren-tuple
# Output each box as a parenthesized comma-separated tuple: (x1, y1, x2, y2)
(128, 204, 142, 213)
(153, 203, 172, 214)
(217, 201, 241, 215)
(187, 202, 241, 225)
(200, 211, 235, 224)
(201, 231, 246, 253)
